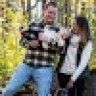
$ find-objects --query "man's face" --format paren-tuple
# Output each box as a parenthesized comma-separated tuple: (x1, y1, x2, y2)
(44, 6, 57, 24)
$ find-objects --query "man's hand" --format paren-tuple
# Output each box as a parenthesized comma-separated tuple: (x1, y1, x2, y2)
(19, 26, 28, 33)
(39, 33, 50, 43)
(29, 40, 39, 48)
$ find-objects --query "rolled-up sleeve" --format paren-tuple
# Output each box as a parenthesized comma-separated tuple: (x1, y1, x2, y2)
(19, 33, 32, 48)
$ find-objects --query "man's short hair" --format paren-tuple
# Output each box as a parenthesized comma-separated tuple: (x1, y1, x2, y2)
(44, 2, 57, 9)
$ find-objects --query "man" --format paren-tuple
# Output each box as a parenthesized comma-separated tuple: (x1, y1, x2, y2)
(2, 2, 62, 96)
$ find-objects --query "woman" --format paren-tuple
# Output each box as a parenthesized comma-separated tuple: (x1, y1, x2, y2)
(57, 16, 93, 96)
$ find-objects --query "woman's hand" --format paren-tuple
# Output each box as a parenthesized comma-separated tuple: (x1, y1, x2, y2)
(67, 79, 74, 88)
(59, 27, 71, 39)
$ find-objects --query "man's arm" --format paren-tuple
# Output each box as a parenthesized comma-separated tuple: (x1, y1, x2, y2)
(38, 28, 68, 51)
(19, 26, 39, 48)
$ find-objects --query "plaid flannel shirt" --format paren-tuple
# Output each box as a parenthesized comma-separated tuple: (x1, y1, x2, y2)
(20, 21, 62, 67)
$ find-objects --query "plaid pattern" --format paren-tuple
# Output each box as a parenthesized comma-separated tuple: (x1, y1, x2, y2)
(20, 22, 61, 66)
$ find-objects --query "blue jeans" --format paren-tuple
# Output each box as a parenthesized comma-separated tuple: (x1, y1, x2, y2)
(2, 63, 53, 96)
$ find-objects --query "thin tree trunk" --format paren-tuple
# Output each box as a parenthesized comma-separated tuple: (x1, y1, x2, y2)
(21, 0, 25, 15)
(27, 0, 31, 21)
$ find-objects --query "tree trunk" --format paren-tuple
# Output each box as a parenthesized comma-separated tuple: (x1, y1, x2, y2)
(27, 0, 31, 21)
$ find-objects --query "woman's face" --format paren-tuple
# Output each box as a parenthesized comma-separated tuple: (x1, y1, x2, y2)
(73, 22, 82, 34)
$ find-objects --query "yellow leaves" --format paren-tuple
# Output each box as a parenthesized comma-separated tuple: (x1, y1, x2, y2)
(1, 31, 25, 76)
(5, 32, 18, 49)
(6, 8, 15, 21)
(0, 6, 27, 79)
(89, 52, 96, 70)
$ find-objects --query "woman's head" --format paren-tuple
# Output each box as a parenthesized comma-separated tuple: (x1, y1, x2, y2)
(73, 16, 91, 41)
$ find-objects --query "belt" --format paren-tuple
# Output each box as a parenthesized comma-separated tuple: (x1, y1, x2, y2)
(26, 63, 53, 68)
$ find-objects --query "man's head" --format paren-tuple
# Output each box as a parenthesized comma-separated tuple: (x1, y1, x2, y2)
(43, 2, 58, 25)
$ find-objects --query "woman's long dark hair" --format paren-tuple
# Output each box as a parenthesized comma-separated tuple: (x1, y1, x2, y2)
(75, 16, 91, 41)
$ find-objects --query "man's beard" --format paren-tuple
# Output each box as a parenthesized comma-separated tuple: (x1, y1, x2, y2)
(45, 20, 54, 25)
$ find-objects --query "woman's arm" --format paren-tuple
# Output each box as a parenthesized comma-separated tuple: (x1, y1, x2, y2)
(71, 41, 93, 82)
